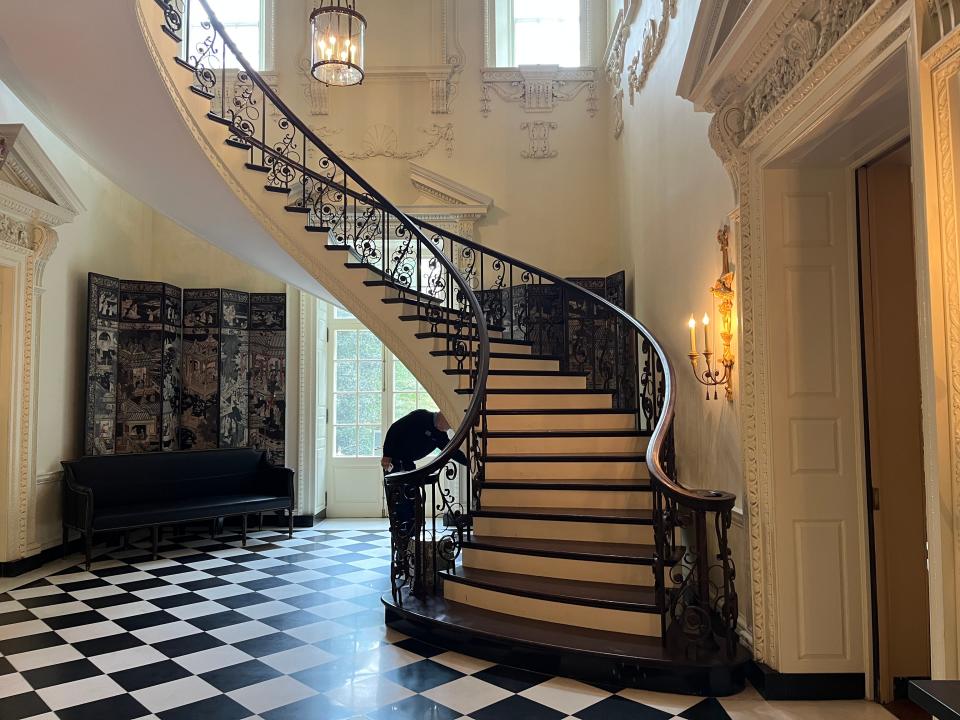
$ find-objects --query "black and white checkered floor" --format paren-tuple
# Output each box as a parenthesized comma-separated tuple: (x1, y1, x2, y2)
(0, 528, 892, 719)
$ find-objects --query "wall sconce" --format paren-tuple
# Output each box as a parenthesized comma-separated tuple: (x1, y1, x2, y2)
(687, 225, 736, 400)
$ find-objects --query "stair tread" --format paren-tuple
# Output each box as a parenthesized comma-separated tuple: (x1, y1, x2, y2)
(387, 594, 677, 664)
(482, 479, 651, 490)
(475, 506, 653, 523)
(466, 535, 664, 562)
(464, 388, 611, 394)
(483, 408, 638, 415)
(442, 567, 657, 612)
(485, 453, 646, 462)
(482, 430, 644, 438)
(446, 369, 587, 377)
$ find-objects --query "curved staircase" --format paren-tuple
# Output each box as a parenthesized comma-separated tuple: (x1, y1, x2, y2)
(139, 0, 749, 696)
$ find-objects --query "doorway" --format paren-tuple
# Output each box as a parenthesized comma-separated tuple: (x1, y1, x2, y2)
(856, 141, 931, 705)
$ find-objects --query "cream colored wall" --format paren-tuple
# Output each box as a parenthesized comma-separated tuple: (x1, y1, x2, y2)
(269, 0, 618, 278)
(0, 78, 288, 559)
(606, 2, 751, 632)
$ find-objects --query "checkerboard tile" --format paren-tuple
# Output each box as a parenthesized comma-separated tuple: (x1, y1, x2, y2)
(0, 527, 756, 719)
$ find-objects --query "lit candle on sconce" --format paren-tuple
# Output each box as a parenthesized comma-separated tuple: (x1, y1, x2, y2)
(702, 313, 711, 354)
(688, 316, 697, 355)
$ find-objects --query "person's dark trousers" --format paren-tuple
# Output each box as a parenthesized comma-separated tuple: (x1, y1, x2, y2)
(384, 460, 418, 532)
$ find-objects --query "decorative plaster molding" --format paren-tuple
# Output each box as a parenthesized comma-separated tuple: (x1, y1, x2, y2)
(520, 121, 558, 159)
(312, 124, 454, 161)
(0, 125, 84, 218)
(480, 66, 598, 117)
(627, 0, 678, 104)
(603, 0, 641, 88)
(613, 89, 625, 139)
(405, 161, 491, 240)
(682, 0, 911, 666)
(928, 34, 960, 672)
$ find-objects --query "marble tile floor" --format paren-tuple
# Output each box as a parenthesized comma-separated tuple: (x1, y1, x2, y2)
(0, 526, 898, 720)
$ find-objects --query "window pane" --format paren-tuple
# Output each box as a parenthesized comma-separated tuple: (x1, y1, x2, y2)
(358, 392, 382, 425)
(335, 330, 357, 360)
(334, 393, 357, 425)
(335, 361, 357, 392)
(418, 393, 439, 413)
(335, 426, 358, 457)
(393, 361, 417, 392)
(358, 426, 382, 457)
(225, 25, 262, 69)
(394, 393, 417, 422)
(334, 307, 355, 320)
(513, 0, 580, 66)
(358, 331, 382, 360)
(358, 360, 382, 392)
(207, 0, 260, 25)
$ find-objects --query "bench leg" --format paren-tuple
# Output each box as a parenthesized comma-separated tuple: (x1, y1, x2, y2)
(151, 526, 159, 560)
(241, 514, 247, 547)
(288, 508, 294, 539)
(62, 525, 69, 558)
(258, 512, 264, 533)
(210, 520, 217, 540)
(121, 531, 130, 550)
(84, 531, 93, 572)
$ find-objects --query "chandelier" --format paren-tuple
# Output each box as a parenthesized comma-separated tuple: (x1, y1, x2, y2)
(310, 0, 366, 87)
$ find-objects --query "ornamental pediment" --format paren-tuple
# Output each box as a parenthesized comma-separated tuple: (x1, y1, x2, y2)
(0, 124, 84, 226)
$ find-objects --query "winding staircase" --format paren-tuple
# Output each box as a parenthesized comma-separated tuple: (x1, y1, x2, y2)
(141, 0, 749, 696)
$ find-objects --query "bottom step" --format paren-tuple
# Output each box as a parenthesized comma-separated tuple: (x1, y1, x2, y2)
(383, 592, 750, 697)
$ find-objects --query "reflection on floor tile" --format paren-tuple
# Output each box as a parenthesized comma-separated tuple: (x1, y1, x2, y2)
(0, 526, 897, 720)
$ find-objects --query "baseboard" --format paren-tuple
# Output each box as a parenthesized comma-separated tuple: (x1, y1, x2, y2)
(747, 662, 865, 700)
(0, 538, 84, 578)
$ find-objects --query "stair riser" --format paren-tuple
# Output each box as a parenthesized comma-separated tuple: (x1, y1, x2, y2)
(484, 394, 612, 410)
(430, 338, 532, 355)
(489, 358, 560, 372)
(459, 375, 587, 391)
(480, 488, 652, 510)
(417, 320, 502, 338)
(474, 517, 655, 545)
(483, 413, 638, 432)
(443, 581, 661, 636)
(484, 436, 650, 454)
(485, 461, 649, 480)
(462, 548, 653, 585)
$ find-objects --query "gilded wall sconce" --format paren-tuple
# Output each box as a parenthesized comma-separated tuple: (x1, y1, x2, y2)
(688, 225, 736, 400)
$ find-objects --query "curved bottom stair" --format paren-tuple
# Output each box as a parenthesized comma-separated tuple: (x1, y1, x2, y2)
(382, 593, 751, 697)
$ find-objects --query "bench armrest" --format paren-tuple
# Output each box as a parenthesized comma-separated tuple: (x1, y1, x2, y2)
(259, 464, 295, 506)
(61, 464, 95, 532)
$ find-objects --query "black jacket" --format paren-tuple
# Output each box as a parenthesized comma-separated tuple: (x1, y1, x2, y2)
(382, 409, 467, 465)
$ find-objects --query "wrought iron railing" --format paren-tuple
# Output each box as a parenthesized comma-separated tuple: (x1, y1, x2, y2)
(153, 0, 740, 658)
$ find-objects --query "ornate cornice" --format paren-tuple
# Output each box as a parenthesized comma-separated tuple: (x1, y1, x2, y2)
(627, 0, 678, 104)
(480, 66, 598, 117)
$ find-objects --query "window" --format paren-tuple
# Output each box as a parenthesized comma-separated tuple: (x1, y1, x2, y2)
(328, 308, 441, 460)
(393, 358, 439, 422)
(512, 0, 581, 66)
(187, 0, 269, 70)
(332, 328, 383, 457)
(489, 0, 584, 67)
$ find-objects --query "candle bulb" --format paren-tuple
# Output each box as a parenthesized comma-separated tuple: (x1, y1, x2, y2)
(688, 316, 697, 354)
(702, 313, 711, 354)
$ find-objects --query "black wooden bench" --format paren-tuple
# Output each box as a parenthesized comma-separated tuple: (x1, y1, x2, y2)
(62, 448, 295, 569)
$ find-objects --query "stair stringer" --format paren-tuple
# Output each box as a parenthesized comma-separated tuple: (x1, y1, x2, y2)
(135, 0, 469, 424)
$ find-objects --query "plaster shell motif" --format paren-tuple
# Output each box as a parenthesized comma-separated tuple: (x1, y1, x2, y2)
(697, 0, 906, 666)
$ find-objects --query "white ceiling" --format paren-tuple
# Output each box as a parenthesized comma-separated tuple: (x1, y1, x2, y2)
(0, 0, 331, 301)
